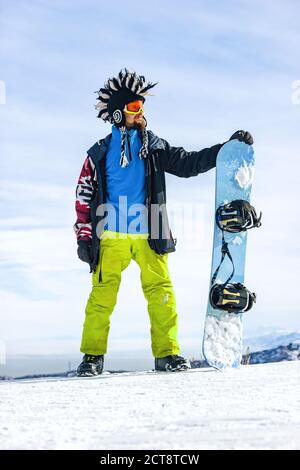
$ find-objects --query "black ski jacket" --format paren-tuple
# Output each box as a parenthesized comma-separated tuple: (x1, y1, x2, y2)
(76, 129, 224, 272)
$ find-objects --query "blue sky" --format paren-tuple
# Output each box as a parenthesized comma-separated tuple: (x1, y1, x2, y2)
(0, 0, 300, 363)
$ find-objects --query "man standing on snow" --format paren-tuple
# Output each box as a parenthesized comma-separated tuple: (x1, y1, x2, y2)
(74, 68, 253, 376)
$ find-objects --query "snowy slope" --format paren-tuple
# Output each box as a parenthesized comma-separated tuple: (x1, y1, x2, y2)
(0, 362, 299, 450)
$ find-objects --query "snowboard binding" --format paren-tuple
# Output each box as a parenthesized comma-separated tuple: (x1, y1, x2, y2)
(210, 199, 261, 314)
(216, 199, 262, 233)
(210, 282, 256, 313)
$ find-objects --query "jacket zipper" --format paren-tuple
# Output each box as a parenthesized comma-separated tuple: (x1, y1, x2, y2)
(146, 157, 163, 256)
(91, 157, 105, 273)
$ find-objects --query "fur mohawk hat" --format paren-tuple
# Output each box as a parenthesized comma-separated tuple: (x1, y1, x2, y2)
(95, 68, 158, 167)
(95, 68, 157, 126)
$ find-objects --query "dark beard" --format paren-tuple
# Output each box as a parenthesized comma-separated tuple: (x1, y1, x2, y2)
(127, 122, 142, 130)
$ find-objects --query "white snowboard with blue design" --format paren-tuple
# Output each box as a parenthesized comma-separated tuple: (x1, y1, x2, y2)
(202, 139, 255, 370)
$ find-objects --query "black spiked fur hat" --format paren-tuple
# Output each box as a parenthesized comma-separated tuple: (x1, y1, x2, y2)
(95, 68, 158, 127)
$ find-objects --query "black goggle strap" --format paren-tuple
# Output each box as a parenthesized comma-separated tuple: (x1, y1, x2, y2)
(211, 230, 235, 287)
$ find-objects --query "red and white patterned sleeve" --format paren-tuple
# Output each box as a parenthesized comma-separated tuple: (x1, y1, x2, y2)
(74, 156, 97, 242)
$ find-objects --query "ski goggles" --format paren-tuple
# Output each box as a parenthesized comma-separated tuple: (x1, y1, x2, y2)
(124, 100, 144, 115)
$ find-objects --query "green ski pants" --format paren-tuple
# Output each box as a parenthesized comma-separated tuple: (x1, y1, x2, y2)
(80, 231, 180, 358)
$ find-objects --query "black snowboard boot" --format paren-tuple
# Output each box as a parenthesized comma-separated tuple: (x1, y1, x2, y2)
(77, 354, 104, 377)
(155, 355, 191, 372)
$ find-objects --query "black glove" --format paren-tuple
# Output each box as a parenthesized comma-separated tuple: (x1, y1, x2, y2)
(77, 240, 93, 267)
(230, 130, 254, 145)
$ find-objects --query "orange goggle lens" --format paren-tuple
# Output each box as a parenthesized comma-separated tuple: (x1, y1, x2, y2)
(125, 100, 144, 113)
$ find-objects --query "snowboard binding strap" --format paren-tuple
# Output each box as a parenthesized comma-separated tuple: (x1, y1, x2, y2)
(210, 282, 256, 313)
(211, 232, 235, 286)
(216, 199, 262, 233)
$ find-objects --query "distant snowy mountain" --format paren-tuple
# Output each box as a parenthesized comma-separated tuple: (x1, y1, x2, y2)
(246, 342, 300, 365)
(243, 330, 300, 353)
(191, 337, 300, 369)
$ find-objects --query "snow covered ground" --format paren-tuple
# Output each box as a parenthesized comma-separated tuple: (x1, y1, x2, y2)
(0, 361, 299, 450)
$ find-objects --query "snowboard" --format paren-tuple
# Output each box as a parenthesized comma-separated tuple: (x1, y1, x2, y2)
(13, 368, 214, 384)
(202, 139, 255, 370)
